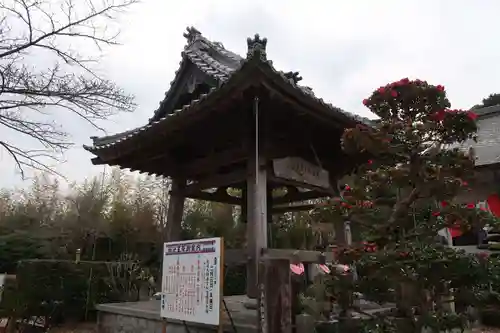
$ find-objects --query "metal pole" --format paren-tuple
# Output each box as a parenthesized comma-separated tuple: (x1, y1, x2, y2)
(254, 96, 261, 277)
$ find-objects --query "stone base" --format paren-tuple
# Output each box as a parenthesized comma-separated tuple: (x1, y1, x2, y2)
(96, 296, 256, 333)
(243, 298, 257, 310)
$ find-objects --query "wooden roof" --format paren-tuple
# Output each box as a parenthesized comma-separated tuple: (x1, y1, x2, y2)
(83, 27, 372, 176)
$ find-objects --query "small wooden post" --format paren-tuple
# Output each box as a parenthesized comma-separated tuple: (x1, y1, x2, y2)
(258, 260, 292, 333)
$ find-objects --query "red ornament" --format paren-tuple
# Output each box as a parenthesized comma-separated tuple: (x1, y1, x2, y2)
(436, 85, 445, 92)
(487, 194, 500, 217)
(440, 201, 448, 208)
(390, 90, 398, 97)
(363, 99, 369, 106)
(466, 203, 475, 209)
(367, 159, 373, 165)
(432, 211, 440, 217)
(377, 87, 385, 94)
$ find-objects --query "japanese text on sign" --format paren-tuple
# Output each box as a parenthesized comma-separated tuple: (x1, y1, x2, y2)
(160, 237, 223, 326)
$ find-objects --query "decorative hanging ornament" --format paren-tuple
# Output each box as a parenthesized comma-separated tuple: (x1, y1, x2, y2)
(290, 263, 305, 275)
(317, 264, 330, 274)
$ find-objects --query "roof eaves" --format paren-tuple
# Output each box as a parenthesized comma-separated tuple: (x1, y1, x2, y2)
(475, 105, 500, 118)
(83, 59, 252, 154)
(268, 66, 373, 126)
(85, 32, 373, 154)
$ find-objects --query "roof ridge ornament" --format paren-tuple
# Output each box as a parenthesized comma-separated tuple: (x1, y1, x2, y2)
(284, 71, 302, 84)
(246, 34, 267, 60)
(183, 26, 202, 44)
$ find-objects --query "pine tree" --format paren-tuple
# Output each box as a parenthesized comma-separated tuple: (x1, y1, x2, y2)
(315, 78, 499, 332)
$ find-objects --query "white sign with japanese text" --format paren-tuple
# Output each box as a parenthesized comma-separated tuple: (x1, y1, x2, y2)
(160, 237, 223, 326)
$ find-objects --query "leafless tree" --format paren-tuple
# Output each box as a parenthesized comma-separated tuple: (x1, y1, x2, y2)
(0, 0, 137, 178)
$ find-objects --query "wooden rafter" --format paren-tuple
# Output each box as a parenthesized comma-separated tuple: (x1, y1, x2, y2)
(185, 169, 247, 193)
(183, 187, 241, 205)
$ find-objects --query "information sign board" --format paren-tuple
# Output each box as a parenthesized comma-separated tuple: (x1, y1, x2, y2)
(160, 237, 223, 326)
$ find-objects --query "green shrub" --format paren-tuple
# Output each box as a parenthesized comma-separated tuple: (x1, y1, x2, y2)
(223, 265, 246, 296)
(0, 259, 150, 323)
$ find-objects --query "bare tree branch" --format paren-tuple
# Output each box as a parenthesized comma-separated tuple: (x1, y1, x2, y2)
(0, 0, 138, 178)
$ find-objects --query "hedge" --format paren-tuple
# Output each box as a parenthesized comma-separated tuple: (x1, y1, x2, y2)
(0, 259, 149, 323)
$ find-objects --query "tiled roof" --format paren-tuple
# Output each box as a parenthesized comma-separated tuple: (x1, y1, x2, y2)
(85, 27, 372, 152)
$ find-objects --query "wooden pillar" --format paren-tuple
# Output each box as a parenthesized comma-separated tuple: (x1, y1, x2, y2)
(163, 178, 186, 242)
(246, 154, 268, 299)
(158, 178, 186, 290)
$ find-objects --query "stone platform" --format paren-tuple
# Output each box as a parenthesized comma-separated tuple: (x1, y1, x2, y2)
(96, 296, 257, 333)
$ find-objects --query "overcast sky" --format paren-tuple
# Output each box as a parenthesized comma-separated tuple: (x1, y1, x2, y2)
(2, 0, 500, 189)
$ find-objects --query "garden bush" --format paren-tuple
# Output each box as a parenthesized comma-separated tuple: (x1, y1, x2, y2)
(0, 259, 151, 323)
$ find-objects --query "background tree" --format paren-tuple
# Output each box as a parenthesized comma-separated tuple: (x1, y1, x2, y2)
(311, 79, 498, 332)
(471, 93, 500, 109)
(481, 93, 500, 108)
(0, 0, 136, 177)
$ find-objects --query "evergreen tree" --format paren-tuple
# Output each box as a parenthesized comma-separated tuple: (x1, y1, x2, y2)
(315, 78, 499, 332)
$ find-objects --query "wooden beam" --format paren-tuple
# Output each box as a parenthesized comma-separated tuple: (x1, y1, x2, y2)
(183, 188, 241, 205)
(261, 248, 335, 263)
(268, 173, 334, 194)
(271, 203, 317, 214)
(273, 188, 330, 204)
(149, 144, 249, 179)
(185, 169, 247, 193)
